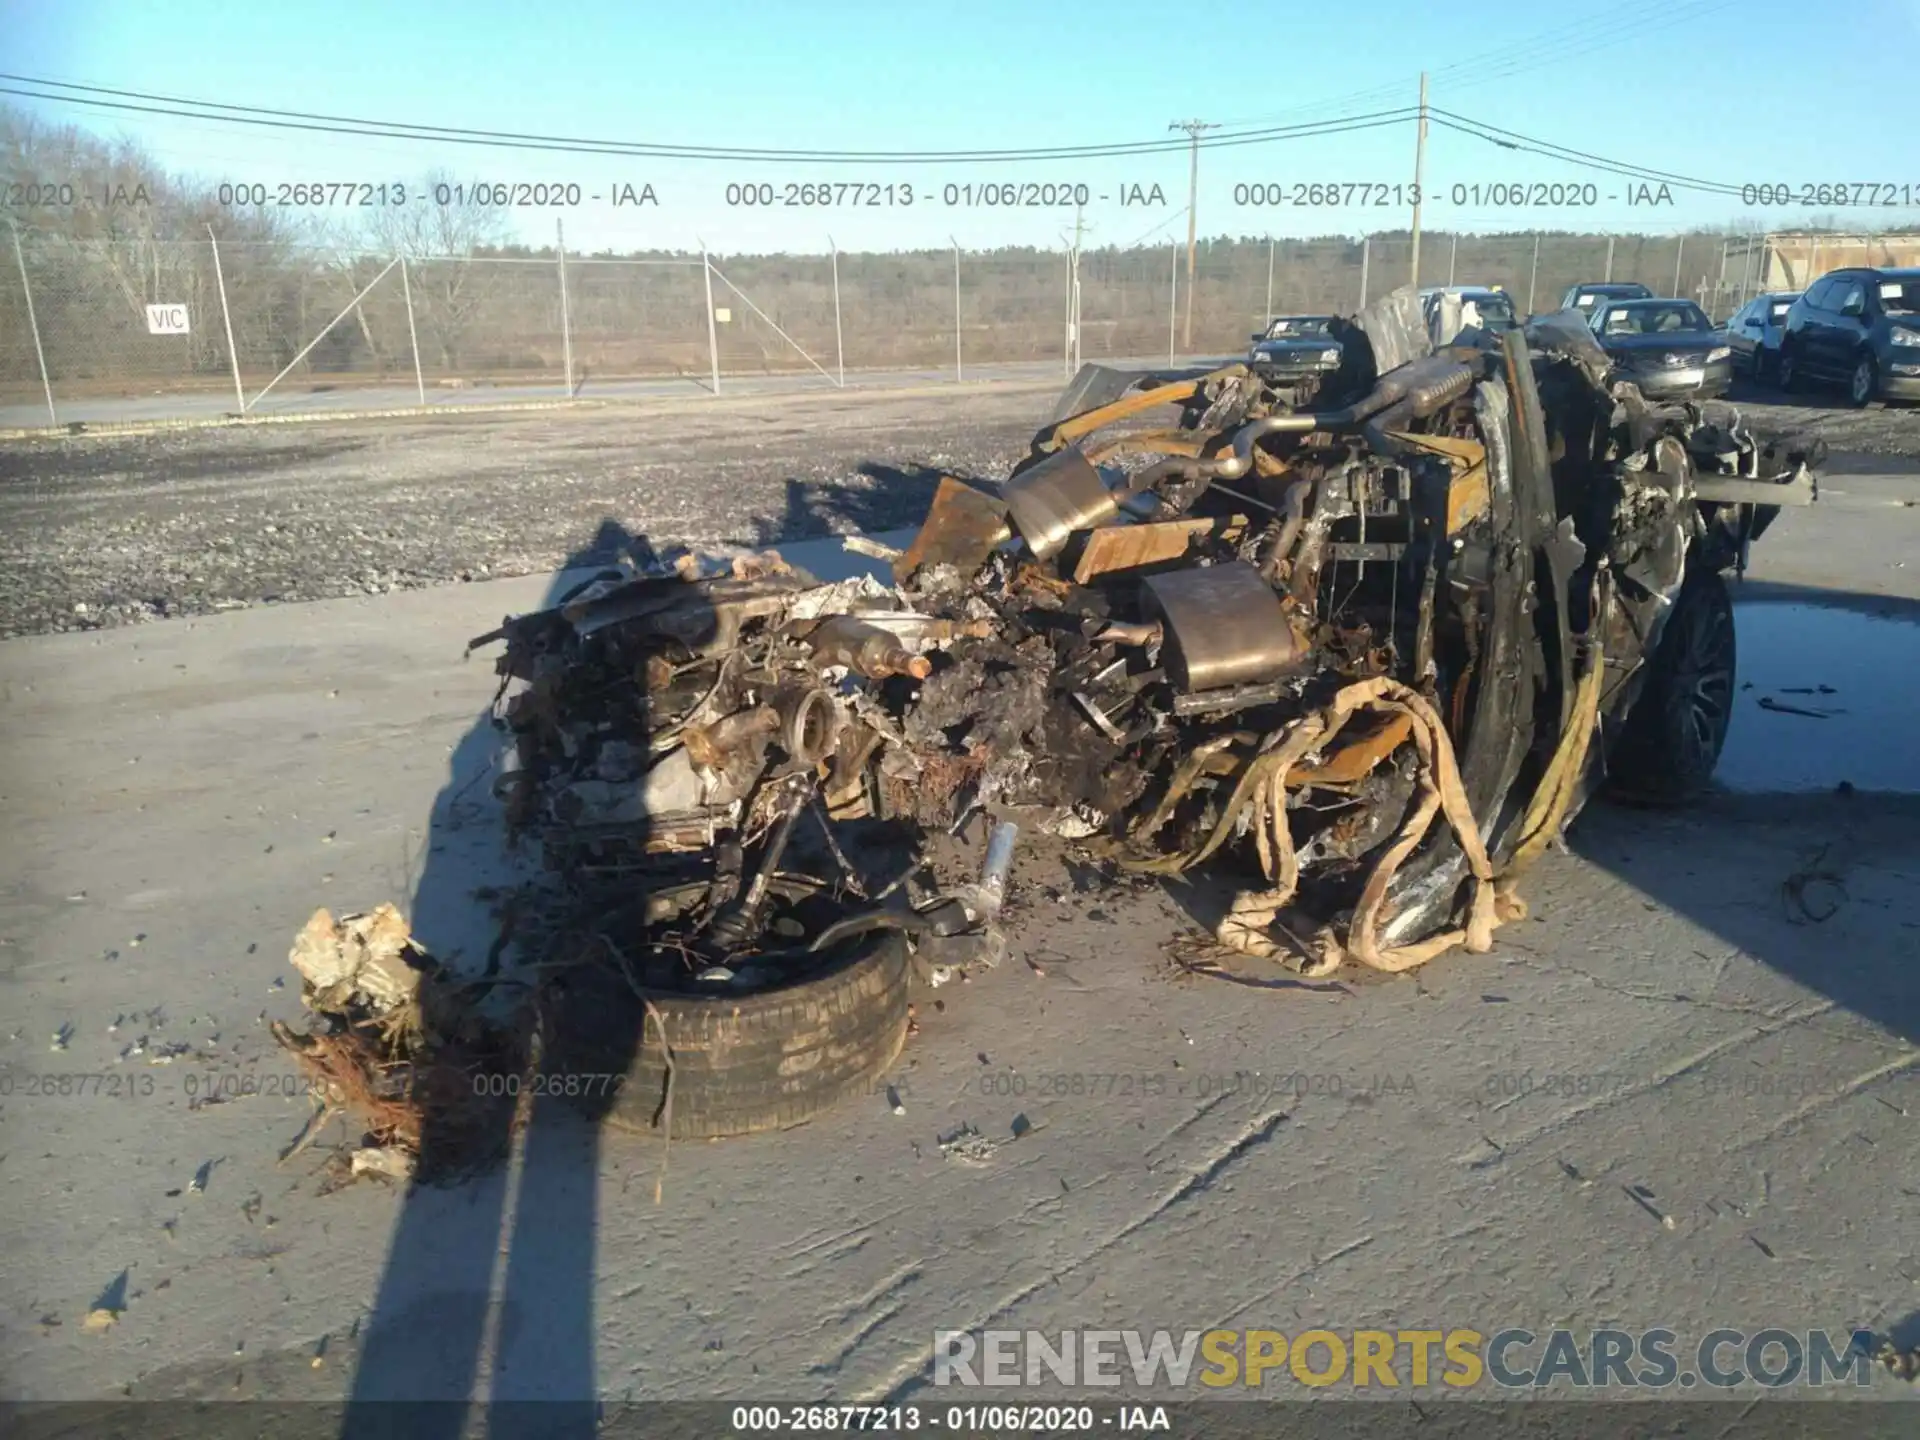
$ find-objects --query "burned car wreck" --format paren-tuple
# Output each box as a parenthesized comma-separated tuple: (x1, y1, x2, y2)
(453, 285, 1817, 1141)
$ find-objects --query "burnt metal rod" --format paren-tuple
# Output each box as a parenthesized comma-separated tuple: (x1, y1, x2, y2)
(708, 776, 812, 948)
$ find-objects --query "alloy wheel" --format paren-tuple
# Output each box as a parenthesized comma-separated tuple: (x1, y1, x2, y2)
(1851, 358, 1876, 406)
(1667, 588, 1735, 775)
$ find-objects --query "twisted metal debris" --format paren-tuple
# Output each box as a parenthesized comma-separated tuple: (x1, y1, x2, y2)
(470, 287, 1819, 997)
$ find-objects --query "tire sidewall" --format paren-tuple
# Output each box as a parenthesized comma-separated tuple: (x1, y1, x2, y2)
(1649, 568, 1737, 799)
(544, 929, 911, 1139)
(1850, 354, 1879, 408)
(1608, 565, 1737, 804)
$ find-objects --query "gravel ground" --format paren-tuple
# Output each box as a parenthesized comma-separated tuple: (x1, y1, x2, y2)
(0, 382, 1057, 639)
(1720, 375, 1920, 457)
(0, 376, 1914, 640)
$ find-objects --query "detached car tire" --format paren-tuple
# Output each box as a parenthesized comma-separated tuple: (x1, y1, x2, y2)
(1607, 567, 1736, 804)
(542, 931, 910, 1139)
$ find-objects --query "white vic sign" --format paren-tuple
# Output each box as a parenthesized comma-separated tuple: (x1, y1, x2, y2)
(145, 304, 190, 335)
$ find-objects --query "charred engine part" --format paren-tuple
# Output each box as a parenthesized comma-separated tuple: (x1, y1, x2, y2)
(1002, 447, 1120, 561)
(708, 774, 813, 949)
(684, 684, 840, 771)
(1142, 562, 1310, 693)
(474, 283, 1819, 1006)
(1091, 619, 1163, 648)
(1171, 679, 1290, 717)
(803, 615, 935, 679)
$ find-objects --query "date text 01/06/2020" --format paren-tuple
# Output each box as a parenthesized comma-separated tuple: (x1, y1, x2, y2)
(0, 1071, 329, 1100)
(1229, 181, 1668, 208)
(212, 181, 660, 208)
(727, 1404, 1165, 1433)
(721, 181, 1169, 208)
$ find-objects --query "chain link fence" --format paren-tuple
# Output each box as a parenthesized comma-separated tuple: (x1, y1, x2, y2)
(7, 230, 1914, 427)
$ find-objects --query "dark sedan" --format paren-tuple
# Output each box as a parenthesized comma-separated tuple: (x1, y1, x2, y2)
(1588, 298, 1733, 399)
(1725, 291, 1800, 381)
(1247, 315, 1343, 377)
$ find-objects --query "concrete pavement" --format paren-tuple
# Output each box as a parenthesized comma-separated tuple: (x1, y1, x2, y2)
(0, 533, 1915, 1425)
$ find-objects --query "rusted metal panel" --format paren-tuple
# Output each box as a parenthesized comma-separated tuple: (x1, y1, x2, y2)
(1070, 515, 1250, 584)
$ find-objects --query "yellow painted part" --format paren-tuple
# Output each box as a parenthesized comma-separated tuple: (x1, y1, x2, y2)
(1384, 429, 1490, 535)
(1045, 366, 1245, 448)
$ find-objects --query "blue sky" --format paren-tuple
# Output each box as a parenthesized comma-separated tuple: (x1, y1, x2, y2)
(3, 0, 1917, 254)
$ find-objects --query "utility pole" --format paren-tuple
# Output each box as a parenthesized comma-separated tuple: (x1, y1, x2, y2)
(952, 237, 963, 382)
(1170, 119, 1218, 350)
(556, 217, 573, 398)
(1409, 72, 1429, 292)
(1064, 201, 1086, 375)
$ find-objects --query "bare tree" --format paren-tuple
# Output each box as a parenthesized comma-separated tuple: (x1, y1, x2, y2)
(364, 169, 511, 370)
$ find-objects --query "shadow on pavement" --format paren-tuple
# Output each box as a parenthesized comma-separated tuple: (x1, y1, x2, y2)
(748, 468, 947, 550)
(341, 482, 917, 1434)
(341, 518, 655, 1440)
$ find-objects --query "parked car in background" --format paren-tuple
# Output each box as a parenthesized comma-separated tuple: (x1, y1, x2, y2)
(1725, 291, 1801, 380)
(1587, 297, 1733, 399)
(1559, 281, 1655, 316)
(1419, 286, 1518, 342)
(1247, 315, 1343, 378)
(1777, 267, 1920, 406)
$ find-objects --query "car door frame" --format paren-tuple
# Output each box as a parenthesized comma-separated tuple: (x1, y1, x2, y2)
(1791, 277, 1833, 378)
(1826, 274, 1871, 377)
(1726, 297, 1761, 364)
(1835, 274, 1881, 378)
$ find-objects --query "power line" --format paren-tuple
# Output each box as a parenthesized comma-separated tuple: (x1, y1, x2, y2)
(1429, 111, 1746, 197)
(0, 70, 1762, 208)
(0, 74, 1415, 163)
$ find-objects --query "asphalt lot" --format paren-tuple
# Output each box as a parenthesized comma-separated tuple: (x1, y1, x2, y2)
(0, 380, 1916, 1429)
(1, 369, 1916, 643)
(0, 356, 1151, 431)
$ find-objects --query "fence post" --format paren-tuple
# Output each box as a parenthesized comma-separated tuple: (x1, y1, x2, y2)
(1672, 235, 1685, 298)
(1739, 234, 1758, 308)
(1357, 235, 1370, 309)
(951, 239, 963, 383)
(1264, 236, 1274, 325)
(701, 241, 721, 395)
(1603, 235, 1614, 282)
(829, 237, 845, 388)
(9, 224, 57, 426)
(400, 254, 425, 405)
(206, 224, 245, 414)
(1168, 239, 1177, 365)
(1527, 232, 1540, 315)
(1448, 233, 1458, 286)
(556, 218, 574, 398)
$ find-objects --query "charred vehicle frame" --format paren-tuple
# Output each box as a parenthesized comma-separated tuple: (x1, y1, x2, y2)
(464, 286, 1818, 1139)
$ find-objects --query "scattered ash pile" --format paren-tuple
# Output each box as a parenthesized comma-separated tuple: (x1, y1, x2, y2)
(272, 905, 526, 1184)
